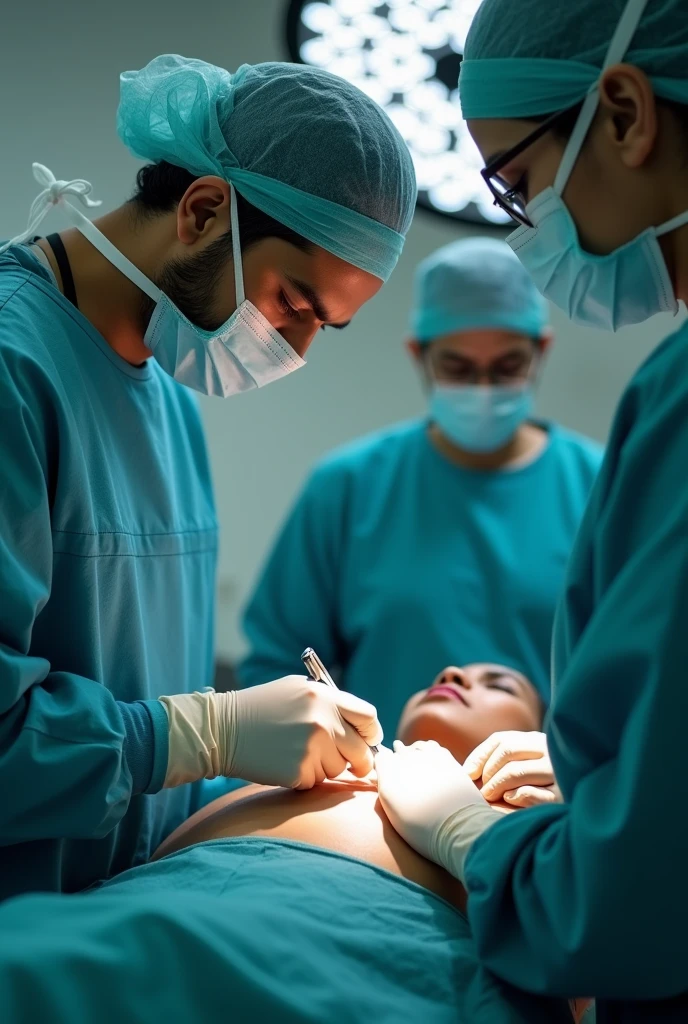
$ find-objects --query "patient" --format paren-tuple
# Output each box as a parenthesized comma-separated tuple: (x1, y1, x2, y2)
(147, 665, 591, 1023)
(155, 662, 545, 908)
(0, 664, 585, 1023)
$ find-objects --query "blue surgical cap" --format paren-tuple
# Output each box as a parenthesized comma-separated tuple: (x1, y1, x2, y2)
(411, 237, 549, 343)
(460, 0, 688, 118)
(117, 55, 417, 282)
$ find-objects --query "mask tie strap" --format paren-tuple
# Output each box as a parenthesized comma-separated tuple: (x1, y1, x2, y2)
(229, 184, 245, 306)
(0, 163, 102, 256)
(656, 208, 688, 238)
(62, 200, 161, 302)
(554, 0, 650, 196)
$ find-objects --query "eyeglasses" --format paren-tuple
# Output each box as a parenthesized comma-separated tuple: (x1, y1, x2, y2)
(428, 348, 540, 387)
(480, 105, 578, 228)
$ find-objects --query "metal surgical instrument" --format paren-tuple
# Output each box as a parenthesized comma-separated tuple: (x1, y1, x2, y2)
(301, 647, 380, 755)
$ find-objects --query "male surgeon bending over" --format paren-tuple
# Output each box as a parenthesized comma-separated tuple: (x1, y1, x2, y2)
(0, 55, 415, 900)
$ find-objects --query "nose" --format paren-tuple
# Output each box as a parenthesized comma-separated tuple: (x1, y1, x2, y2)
(440, 667, 472, 690)
(281, 322, 320, 358)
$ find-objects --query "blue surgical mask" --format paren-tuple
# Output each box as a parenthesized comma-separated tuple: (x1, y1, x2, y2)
(507, 1, 688, 332)
(429, 383, 534, 453)
(509, 188, 688, 333)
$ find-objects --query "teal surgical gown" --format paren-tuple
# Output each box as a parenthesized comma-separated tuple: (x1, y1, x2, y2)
(0, 245, 218, 900)
(239, 420, 602, 736)
(464, 323, 688, 1020)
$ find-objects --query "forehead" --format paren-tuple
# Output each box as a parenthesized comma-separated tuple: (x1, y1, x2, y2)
(428, 330, 534, 360)
(255, 238, 382, 316)
(467, 118, 541, 165)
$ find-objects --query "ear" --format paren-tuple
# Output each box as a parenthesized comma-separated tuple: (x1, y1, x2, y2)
(598, 63, 658, 170)
(406, 338, 425, 364)
(176, 175, 232, 246)
(536, 327, 554, 356)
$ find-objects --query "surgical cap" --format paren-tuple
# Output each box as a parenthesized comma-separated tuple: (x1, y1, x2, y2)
(117, 55, 417, 282)
(410, 237, 548, 343)
(460, 0, 688, 118)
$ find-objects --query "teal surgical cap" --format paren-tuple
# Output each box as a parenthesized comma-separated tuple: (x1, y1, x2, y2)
(460, 0, 688, 118)
(117, 55, 417, 282)
(411, 237, 548, 343)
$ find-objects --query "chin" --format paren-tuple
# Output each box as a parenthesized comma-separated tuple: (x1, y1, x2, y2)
(397, 705, 473, 764)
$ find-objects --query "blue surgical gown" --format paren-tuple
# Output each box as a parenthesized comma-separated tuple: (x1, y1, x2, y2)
(0, 245, 218, 899)
(463, 323, 688, 1019)
(239, 419, 602, 736)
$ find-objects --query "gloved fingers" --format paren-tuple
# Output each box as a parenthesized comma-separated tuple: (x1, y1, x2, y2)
(333, 717, 375, 778)
(320, 744, 351, 781)
(480, 733, 548, 785)
(480, 759, 555, 802)
(293, 760, 324, 791)
(334, 689, 384, 747)
(503, 784, 561, 807)
(462, 733, 505, 780)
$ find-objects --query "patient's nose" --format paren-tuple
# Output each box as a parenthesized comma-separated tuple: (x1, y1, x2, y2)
(440, 667, 472, 690)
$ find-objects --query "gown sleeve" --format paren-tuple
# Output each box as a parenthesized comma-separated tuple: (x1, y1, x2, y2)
(463, 342, 688, 1000)
(0, 363, 165, 845)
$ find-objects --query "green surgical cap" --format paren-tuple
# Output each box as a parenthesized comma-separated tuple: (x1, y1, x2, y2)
(411, 237, 548, 343)
(117, 55, 417, 281)
(460, 0, 688, 118)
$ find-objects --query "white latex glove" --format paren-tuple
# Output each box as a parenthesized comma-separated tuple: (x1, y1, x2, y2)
(375, 740, 502, 881)
(160, 676, 383, 790)
(463, 730, 562, 807)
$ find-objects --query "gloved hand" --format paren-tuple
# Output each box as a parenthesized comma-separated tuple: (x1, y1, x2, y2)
(375, 740, 502, 881)
(463, 730, 562, 807)
(160, 676, 383, 791)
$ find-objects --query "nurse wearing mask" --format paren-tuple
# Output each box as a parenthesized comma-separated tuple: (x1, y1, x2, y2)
(239, 237, 602, 738)
(0, 56, 416, 900)
(376, 0, 688, 1017)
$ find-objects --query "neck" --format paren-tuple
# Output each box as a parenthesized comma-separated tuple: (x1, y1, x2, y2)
(428, 421, 547, 471)
(665, 222, 688, 306)
(38, 204, 175, 365)
(658, 171, 688, 304)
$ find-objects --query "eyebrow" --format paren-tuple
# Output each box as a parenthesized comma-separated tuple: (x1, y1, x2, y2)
(285, 275, 350, 330)
(437, 345, 532, 364)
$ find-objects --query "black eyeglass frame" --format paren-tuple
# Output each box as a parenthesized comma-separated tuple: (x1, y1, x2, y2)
(480, 105, 579, 227)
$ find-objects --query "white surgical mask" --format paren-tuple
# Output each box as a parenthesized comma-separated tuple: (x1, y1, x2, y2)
(430, 383, 534, 453)
(2, 164, 305, 396)
(508, 0, 688, 332)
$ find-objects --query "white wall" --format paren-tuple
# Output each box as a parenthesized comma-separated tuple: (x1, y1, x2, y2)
(1, 0, 681, 659)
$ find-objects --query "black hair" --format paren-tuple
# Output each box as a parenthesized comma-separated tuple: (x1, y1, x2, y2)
(130, 160, 315, 255)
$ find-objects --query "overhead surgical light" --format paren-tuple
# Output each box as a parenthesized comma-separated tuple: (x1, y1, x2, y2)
(286, 0, 512, 226)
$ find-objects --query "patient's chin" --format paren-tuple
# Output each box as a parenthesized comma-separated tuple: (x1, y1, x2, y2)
(397, 706, 474, 765)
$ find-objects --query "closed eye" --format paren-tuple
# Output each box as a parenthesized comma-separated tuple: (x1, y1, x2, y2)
(487, 680, 518, 696)
(504, 173, 528, 206)
(279, 290, 299, 319)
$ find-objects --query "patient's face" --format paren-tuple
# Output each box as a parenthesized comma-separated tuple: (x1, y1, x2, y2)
(397, 664, 543, 764)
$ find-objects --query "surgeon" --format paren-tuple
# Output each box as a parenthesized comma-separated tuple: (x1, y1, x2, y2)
(239, 237, 602, 737)
(0, 55, 415, 901)
(375, 0, 688, 1018)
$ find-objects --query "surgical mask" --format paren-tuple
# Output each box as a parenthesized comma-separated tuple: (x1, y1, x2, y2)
(429, 383, 534, 453)
(507, 0, 688, 332)
(2, 164, 305, 396)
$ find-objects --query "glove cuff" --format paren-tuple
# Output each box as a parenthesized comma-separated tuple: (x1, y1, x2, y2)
(159, 690, 225, 788)
(431, 803, 502, 883)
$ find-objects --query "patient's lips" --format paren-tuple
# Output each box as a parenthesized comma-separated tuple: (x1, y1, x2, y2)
(424, 684, 469, 707)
